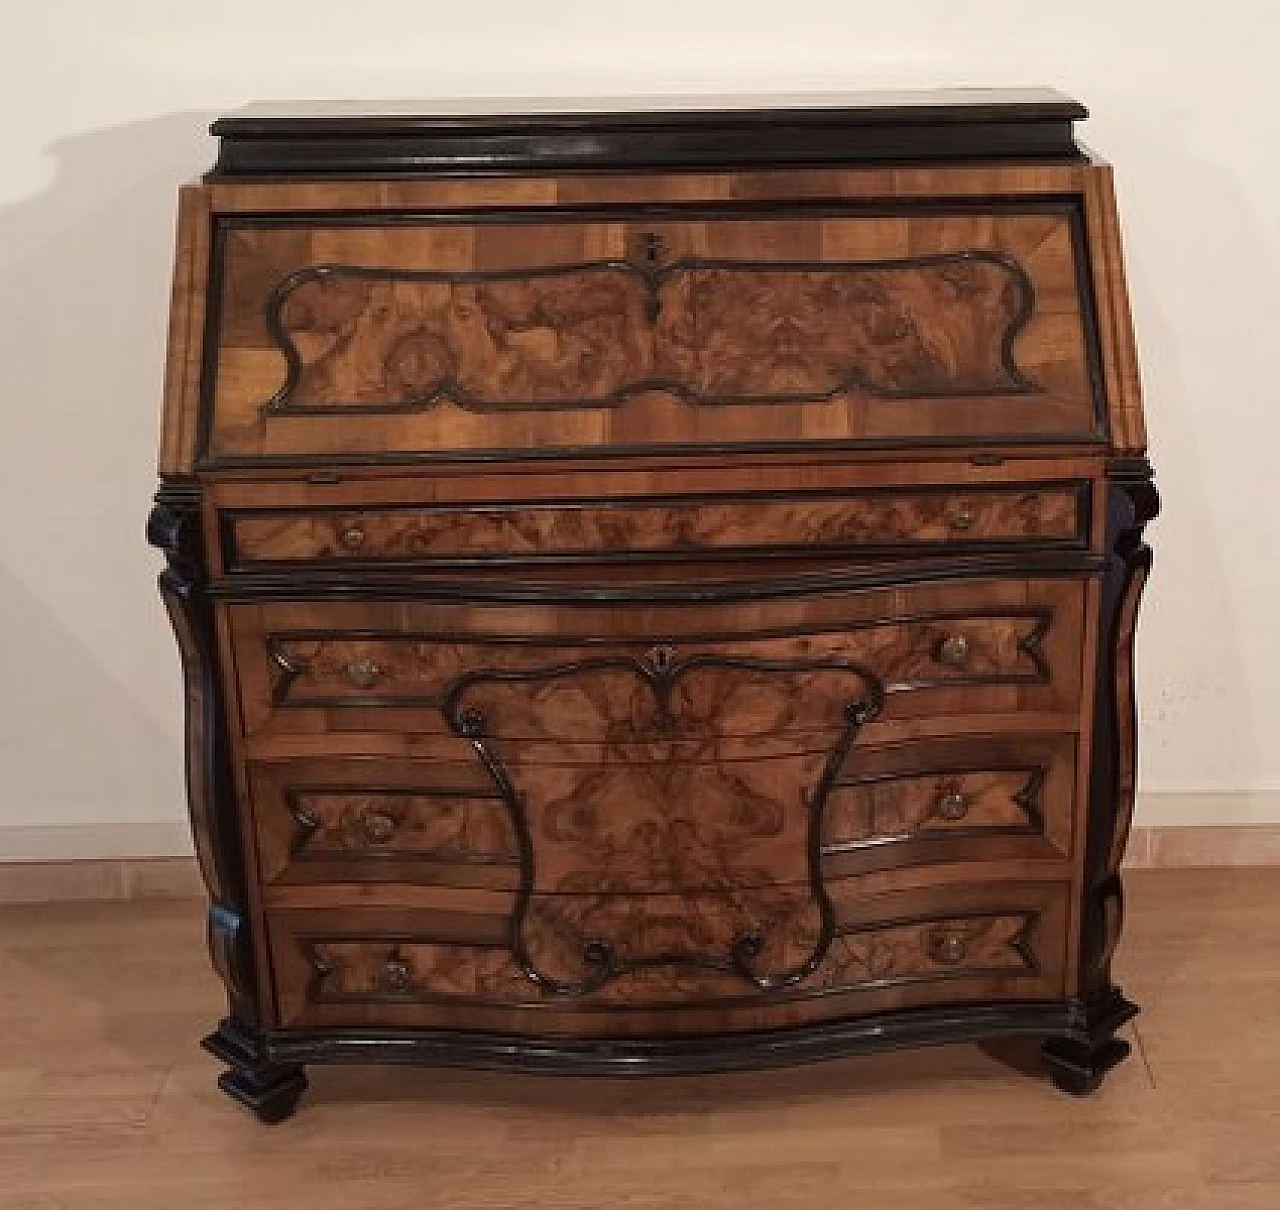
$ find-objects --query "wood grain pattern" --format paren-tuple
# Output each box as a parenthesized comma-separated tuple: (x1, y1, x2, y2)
(267, 880, 1067, 1029)
(1082, 164, 1146, 454)
(150, 101, 1154, 1110)
(247, 758, 517, 888)
(226, 576, 1082, 741)
(264, 254, 1030, 408)
(225, 484, 1084, 568)
(206, 209, 1100, 464)
(824, 733, 1077, 867)
(296, 909, 1036, 1009)
(158, 187, 211, 476)
(154, 160, 1143, 475)
(444, 653, 880, 998)
(6, 871, 1278, 1205)
(254, 616, 1044, 728)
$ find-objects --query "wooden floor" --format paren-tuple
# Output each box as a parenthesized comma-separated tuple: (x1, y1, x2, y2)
(0, 868, 1275, 1209)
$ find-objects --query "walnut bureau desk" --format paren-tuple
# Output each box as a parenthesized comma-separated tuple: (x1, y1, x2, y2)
(149, 89, 1157, 1121)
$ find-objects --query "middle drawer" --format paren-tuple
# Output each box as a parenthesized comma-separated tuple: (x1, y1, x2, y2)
(248, 731, 1076, 893)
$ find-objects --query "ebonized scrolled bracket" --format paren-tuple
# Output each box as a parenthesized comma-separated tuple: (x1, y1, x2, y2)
(149, 480, 279, 1105)
(1042, 457, 1158, 1094)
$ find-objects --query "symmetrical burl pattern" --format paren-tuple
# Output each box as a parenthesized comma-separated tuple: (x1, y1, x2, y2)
(446, 653, 883, 995)
(265, 252, 1033, 413)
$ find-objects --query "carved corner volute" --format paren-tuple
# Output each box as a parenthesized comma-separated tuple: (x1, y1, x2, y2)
(1080, 457, 1159, 1008)
(148, 479, 204, 588)
(148, 477, 261, 1028)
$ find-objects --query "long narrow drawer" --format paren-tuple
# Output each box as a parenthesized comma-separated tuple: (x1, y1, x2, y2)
(267, 880, 1069, 1035)
(221, 483, 1089, 571)
(226, 575, 1085, 742)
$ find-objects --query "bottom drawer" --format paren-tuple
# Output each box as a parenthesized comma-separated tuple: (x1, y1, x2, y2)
(268, 880, 1068, 1036)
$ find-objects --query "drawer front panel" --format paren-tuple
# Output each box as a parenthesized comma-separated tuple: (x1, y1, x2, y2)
(268, 881, 1068, 1033)
(823, 733, 1076, 871)
(223, 484, 1088, 570)
(227, 578, 1084, 741)
(204, 205, 1103, 466)
(248, 758, 520, 888)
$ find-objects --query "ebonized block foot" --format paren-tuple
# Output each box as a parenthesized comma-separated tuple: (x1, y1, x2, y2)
(202, 1018, 307, 1124)
(1041, 1034, 1131, 1096)
(1041, 989, 1139, 1096)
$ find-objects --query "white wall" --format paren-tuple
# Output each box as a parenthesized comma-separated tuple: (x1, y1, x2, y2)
(2, 1, 1278, 857)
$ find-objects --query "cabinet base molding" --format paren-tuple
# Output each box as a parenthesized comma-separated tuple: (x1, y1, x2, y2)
(187, 994, 1132, 1120)
(262, 999, 1102, 1073)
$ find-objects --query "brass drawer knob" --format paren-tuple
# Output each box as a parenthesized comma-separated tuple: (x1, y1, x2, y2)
(937, 789, 971, 821)
(339, 522, 367, 551)
(936, 633, 971, 667)
(949, 508, 976, 532)
(930, 932, 968, 965)
(361, 811, 397, 844)
(381, 958, 413, 992)
(345, 658, 383, 690)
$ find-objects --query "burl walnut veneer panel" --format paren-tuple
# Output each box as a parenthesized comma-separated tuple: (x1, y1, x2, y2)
(224, 483, 1086, 569)
(266, 879, 1070, 1034)
(205, 208, 1102, 465)
(151, 92, 1155, 1120)
(225, 576, 1083, 744)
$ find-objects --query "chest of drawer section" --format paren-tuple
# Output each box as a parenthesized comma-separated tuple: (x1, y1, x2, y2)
(207, 467, 1097, 1028)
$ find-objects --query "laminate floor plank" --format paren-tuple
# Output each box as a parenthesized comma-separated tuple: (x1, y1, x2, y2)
(0, 869, 1274, 1210)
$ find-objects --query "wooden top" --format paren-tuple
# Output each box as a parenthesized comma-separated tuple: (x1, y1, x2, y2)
(208, 88, 1087, 178)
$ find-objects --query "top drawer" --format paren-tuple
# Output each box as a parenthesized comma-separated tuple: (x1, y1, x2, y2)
(201, 203, 1105, 466)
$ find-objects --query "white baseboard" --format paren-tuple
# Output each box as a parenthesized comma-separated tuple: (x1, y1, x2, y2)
(1134, 790, 1280, 826)
(0, 822, 194, 862)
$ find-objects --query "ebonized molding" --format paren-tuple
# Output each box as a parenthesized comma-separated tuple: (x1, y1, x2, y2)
(262, 999, 1083, 1077)
(1043, 457, 1158, 1094)
(210, 550, 1105, 602)
(208, 90, 1087, 178)
(147, 481, 260, 1030)
(150, 489, 313, 1119)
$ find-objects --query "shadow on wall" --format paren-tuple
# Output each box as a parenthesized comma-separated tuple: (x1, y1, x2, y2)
(0, 104, 1270, 841)
(1112, 100, 1273, 802)
(0, 113, 218, 840)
